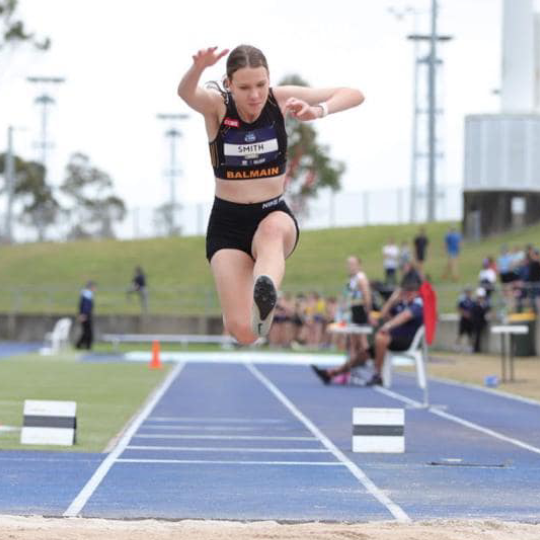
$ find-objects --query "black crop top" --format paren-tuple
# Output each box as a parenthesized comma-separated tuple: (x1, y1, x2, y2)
(209, 88, 288, 180)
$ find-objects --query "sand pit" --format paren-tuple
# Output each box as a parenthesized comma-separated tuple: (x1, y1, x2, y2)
(0, 516, 539, 540)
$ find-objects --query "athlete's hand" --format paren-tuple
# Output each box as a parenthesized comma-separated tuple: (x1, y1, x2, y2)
(284, 98, 320, 121)
(192, 47, 229, 69)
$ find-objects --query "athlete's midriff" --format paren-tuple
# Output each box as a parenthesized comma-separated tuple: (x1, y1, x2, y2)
(214, 174, 286, 204)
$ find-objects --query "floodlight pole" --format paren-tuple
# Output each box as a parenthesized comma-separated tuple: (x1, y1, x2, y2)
(156, 113, 189, 233)
(26, 76, 65, 173)
(427, 0, 438, 222)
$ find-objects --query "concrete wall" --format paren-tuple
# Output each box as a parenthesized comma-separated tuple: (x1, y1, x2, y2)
(0, 313, 224, 343)
(434, 314, 539, 356)
(1, 312, 538, 357)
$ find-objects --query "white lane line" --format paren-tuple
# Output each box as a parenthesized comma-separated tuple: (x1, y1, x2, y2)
(127, 445, 331, 453)
(375, 386, 540, 456)
(117, 458, 342, 466)
(148, 416, 287, 423)
(133, 434, 318, 441)
(63, 362, 185, 517)
(425, 374, 540, 408)
(141, 425, 284, 431)
(246, 364, 411, 523)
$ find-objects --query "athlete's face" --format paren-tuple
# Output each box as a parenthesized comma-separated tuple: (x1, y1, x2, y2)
(228, 66, 269, 118)
(347, 257, 359, 275)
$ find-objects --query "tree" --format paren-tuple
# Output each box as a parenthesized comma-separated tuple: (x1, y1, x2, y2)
(153, 202, 182, 237)
(0, 0, 50, 51)
(279, 74, 345, 220)
(60, 153, 126, 239)
(0, 153, 62, 241)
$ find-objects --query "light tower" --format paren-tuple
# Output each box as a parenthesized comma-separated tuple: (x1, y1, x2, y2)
(156, 113, 189, 235)
(26, 76, 65, 174)
(389, 3, 452, 223)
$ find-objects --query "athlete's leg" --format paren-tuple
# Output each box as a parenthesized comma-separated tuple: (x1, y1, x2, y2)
(374, 330, 391, 374)
(210, 249, 258, 345)
(250, 211, 298, 336)
(251, 211, 298, 288)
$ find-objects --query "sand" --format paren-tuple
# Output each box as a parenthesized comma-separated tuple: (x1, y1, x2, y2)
(0, 516, 539, 540)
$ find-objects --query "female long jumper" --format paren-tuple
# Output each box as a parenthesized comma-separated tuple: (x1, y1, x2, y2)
(177, 45, 364, 345)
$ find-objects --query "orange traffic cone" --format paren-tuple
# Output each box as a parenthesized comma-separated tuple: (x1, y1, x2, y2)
(150, 340, 162, 369)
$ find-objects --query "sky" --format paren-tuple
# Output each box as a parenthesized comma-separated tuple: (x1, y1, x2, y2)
(0, 0, 521, 232)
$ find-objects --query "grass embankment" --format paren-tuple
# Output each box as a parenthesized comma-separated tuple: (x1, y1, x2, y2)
(0, 353, 171, 452)
(1, 221, 540, 314)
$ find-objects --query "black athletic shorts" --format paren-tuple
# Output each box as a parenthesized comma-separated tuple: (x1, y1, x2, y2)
(500, 271, 517, 284)
(458, 317, 474, 336)
(351, 305, 368, 325)
(388, 334, 414, 352)
(206, 195, 300, 262)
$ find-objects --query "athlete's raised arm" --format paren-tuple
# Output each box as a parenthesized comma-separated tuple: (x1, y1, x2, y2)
(273, 85, 365, 122)
(177, 47, 229, 116)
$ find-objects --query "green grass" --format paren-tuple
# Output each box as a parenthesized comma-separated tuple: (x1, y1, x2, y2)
(1, 221, 540, 314)
(0, 353, 171, 452)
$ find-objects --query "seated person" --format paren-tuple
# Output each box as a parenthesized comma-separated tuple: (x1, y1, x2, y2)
(471, 287, 490, 353)
(312, 273, 423, 386)
(456, 287, 475, 351)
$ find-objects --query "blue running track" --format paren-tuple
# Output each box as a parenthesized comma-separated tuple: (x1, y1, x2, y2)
(2, 356, 540, 522)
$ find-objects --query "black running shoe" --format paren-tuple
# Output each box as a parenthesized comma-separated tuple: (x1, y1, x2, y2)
(311, 365, 331, 385)
(365, 373, 383, 386)
(252, 275, 277, 337)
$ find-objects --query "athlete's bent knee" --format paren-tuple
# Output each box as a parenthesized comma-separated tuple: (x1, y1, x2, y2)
(225, 319, 257, 345)
(257, 216, 290, 239)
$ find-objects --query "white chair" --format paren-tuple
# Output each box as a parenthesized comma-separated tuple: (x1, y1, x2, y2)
(40, 318, 73, 355)
(382, 325, 428, 403)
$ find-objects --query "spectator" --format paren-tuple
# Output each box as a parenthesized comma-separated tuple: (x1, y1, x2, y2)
(312, 292, 327, 348)
(312, 272, 423, 387)
(443, 226, 462, 281)
(290, 294, 307, 348)
(127, 266, 148, 313)
(401, 260, 423, 285)
(498, 245, 515, 284)
(398, 241, 412, 278)
(527, 249, 540, 313)
(456, 287, 475, 352)
(471, 287, 490, 353)
(75, 281, 96, 350)
(303, 292, 326, 348)
(413, 227, 429, 270)
(498, 245, 517, 307)
(322, 296, 343, 350)
(268, 293, 293, 347)
(511, 246, 529, 312)
(478, 258, 497, 298)
(365, 272, 424, 386)
(344, 256, 372, 364)
(382, 238, 400, 286)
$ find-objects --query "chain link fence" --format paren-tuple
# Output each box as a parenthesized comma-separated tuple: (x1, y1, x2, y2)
(0, 184, 463, 243)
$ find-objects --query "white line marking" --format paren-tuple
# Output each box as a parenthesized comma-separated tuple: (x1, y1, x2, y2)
(127, 445, 331, 453)
(133, 434, 318, 441)
(425, 374, 540, 408)
(375, 386, 540, 456)
(141, 425, 287, 432)
(117, 458, 343, 466)
(63, 362, 185, 517)
(246, 364, 411, 523)
(126, 351, 344, 366)
(148, 416, 287, 423)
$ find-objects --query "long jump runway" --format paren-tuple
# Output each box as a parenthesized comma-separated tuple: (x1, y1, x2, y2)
(2, 356, 540, 522)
